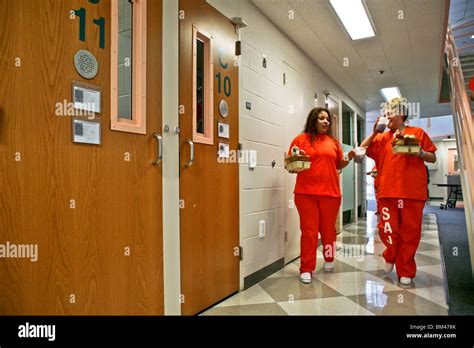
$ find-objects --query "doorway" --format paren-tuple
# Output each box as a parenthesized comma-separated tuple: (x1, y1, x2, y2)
(283, 62, 304, 263)
(178, 0, 240, 315)
(341, 102, 355, 224)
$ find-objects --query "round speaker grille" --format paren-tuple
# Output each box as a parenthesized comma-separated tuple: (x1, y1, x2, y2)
(74, 50, 98, 79)
(219, 100, 229, 117)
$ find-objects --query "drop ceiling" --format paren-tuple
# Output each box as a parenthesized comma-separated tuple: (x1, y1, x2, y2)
(251, 0, 452, 120)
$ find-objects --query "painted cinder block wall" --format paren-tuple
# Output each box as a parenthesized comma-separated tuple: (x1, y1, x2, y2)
(207, 0, 366, 285)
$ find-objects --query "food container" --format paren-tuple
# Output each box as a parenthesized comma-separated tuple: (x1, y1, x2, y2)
(284, 154, 311, 173)
(392, 135, 421, 154)
(393, 145, 421, 154)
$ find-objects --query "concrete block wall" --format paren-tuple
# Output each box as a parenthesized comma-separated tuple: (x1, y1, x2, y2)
(207, 0, 366, 281)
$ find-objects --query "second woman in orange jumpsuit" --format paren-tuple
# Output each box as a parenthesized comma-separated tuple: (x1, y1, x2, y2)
(361, 98, 437, 285)
(288, 107, 354, 284)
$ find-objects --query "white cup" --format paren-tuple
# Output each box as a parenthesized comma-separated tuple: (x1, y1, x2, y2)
(354, 147, 366, 163)
(376, 116, 388, 133)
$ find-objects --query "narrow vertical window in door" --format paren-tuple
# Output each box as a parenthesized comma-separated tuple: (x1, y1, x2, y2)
(196, 39, 205, 134)
(111, 0, 147, 134)
(118, 0, 133, 120)
(192, 26, 213, 144)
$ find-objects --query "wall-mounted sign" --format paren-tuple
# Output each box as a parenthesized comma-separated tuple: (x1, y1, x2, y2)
(72, 81, 101, 113)
(72, 119, 101, 145)
(74, 49, 99, 79)
(218, 143, 230, 158)
(218, 122, 229, 139)
(219, 100, 229, 117)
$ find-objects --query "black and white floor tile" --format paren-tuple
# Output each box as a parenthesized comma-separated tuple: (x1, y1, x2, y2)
(202, 212, 448, 315)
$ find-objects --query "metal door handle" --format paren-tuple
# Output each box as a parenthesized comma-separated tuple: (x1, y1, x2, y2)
(153, 133, 162, 165)
(185, 139, 194, 167)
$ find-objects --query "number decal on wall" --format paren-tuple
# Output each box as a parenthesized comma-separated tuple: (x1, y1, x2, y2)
(216, 48, 232, 97)
(74, 8, 86, 42)
(224, 76, 231, 97)
(215, 72, 221, 94)
(73, 2, 105, 49)
(218, 48, 228, 69)
(93, 17, 105, 49)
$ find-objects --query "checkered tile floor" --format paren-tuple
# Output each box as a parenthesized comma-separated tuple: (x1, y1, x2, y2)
(202, 212, 448, 315)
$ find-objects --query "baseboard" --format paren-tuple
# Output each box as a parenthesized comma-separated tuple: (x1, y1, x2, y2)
(243, 258, 284, 290)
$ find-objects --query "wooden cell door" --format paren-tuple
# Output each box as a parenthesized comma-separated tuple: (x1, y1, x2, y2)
(0, 0, 164, 314)
(179, 0, 240, 315)
(283, 62, 303, 263)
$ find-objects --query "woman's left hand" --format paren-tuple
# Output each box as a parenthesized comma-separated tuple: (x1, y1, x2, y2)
(348, 149, 355, 161)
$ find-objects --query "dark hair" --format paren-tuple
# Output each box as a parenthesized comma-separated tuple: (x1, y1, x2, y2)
(303, 107, 334, 144)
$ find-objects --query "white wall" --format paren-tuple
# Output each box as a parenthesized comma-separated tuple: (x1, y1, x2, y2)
(207, 0, 365, 283)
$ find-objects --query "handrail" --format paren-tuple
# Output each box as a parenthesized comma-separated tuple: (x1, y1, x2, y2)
(445, 25, 474, 278)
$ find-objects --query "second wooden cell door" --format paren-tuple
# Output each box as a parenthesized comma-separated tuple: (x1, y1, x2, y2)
(179, 0, 240, 315)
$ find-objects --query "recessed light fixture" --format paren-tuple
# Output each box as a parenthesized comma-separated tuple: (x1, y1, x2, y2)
(329, 0, 376, 40)
(380, 87, 401, 101)
(378, 70, 384, 75)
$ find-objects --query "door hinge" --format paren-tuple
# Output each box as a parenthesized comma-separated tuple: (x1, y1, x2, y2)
(283, 72, 286, 85)
(235, 41, 242, 56)
(284, 231, 288, 242)
(238, 246, 243, 261)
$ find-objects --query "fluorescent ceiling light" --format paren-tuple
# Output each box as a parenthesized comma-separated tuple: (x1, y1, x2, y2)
(471, 34, 474, 39)
(329, 0, 375, 40)
(380, 87, 401, 101)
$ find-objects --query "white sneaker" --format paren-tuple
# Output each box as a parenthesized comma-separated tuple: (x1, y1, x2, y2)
(400, 277, 412, 285)
(385, 262, 394, 273)
(324, 262, 335, 272)
(299, 272, 312, 284)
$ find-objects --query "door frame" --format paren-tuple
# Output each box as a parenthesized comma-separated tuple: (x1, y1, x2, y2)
(326, 93, 343, 233)
(162, 0, 181, 315)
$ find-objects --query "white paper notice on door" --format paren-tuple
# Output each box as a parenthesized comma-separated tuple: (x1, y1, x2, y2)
(218, 122, 229, 139)
(73, 84, 101, 113)
(218, 143, 230, 158)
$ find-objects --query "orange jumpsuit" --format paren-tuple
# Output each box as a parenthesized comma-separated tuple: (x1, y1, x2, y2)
(288, 133, 343, 274)
(367, 126, 437, 278)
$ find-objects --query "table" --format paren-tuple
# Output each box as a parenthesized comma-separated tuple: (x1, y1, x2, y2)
(435, 183, 463, 209)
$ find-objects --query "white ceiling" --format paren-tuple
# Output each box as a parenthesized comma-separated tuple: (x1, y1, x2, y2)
(251, 0, 452, 120)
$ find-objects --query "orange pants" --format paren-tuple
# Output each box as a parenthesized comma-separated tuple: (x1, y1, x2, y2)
(295, 194, 341, 273)
(378, 198, 425, 278)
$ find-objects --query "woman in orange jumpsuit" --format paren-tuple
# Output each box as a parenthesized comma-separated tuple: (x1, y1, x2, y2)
(288, 107, 354, 284)
(361, 98, 437, 285)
